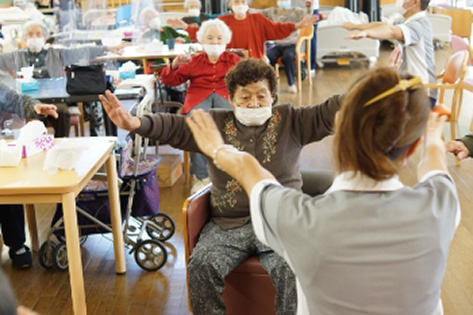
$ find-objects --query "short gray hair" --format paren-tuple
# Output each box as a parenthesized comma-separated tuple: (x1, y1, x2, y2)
(196, 19, 232, 45)
(23, 19, 48, 38)
(184, 0, 202, 9)
(139, 7, 159, 25)
(227, 0, 252, 7)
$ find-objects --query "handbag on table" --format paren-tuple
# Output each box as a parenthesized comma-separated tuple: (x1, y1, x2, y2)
(65, 64, 107, 95)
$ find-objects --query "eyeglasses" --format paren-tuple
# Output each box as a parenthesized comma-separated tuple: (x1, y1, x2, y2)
(364, 77, 423, 107)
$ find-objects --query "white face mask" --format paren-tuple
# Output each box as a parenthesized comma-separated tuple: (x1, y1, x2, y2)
(232, 4, 249, 15)
(149, 17, 161, 30)
(277, 1, 291, 9)
(188, 8, 200, 17)
(234, 106, 272, 126)
(203, 44, 226, 58)
(395, 0, 409, 15)
(27, 37, 45, 53)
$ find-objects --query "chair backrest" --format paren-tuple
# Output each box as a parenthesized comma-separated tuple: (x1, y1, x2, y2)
(296, 25, 314, 56)
(299, 25, 314, 39)
(451, 35, 469, 53)
(182, 184, 212, 261)
(116, 4, 132, 28)
(443, 50, 469, 84)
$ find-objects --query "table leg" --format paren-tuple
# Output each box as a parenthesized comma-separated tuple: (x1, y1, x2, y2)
(78, 102, 85, 137)
(142, 58, 148, 74)
(62, 192, 87, 315)
(24, 204, 39, 252)
(105, 153, 126, 274)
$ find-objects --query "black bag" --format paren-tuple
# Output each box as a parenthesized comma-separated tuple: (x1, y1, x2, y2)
(65, 64, 107, 95)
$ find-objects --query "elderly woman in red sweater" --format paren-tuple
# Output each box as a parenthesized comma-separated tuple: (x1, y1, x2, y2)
(168, 0, 317, 59)
(160, 19, 241, 193)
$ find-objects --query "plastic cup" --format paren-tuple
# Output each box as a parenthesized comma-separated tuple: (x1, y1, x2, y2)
(167, 38, 176, 50)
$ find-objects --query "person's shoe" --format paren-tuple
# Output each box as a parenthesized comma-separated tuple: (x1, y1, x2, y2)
(288, 85, 297, 94)
(9, 245, 32, 269)
(190, 175, 210, 195)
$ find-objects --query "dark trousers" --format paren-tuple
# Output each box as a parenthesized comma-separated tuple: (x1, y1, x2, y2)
(311, 9, 319, 70)
(0, 205, 26, 250)
(41, 103, 70, 138)
(188, 221, 296, 315)
(267, 44, 296, 86)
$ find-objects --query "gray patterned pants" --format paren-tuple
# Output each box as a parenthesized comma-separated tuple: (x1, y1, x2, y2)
(188, 221, 296, 315)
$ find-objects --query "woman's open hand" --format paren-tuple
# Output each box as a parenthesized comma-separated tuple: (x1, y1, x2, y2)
(167, 18, 188, 29)
(34, 104, 58, 118)
(295, 15, 318, 29)
(186, 109, 224, 157)
(172, 54, 192, 69)
(99, 90, 141, 131)
(387, 46, 402, 69)
(446, 140, 470, 161)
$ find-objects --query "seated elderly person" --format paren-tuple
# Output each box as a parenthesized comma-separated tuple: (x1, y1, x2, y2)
(253, 0, 308, 94)
(0, 82, 57, 269)
(168, 0, 317, 59)
(139, 8, 190, 45)
(99, 58, 340, 314)
(0, 20, 124, 137)
(160, 19, 241, 193)
(182, 0, 220, 27)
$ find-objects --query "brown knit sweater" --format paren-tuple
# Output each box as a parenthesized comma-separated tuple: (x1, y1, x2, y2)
(136, 95, 343, 229)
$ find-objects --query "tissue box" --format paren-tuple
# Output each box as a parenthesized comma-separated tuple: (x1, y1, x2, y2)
(119, 69, 136, 79)
(16, 79, 39, 92)
(156, 154, 182, 187)
(0, 141, 22, 167)
(21, 135, 55, 158)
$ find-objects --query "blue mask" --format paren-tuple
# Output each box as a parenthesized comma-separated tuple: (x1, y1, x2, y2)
(277, 1, 291, 9)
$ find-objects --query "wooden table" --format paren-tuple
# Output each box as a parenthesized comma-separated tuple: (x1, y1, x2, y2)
(96, 43, 203, 70)
(0, 137, 126, 315)
(19, 78, 140, 137)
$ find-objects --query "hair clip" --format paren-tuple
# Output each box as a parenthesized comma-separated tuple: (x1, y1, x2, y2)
(364, 77, 423, 107)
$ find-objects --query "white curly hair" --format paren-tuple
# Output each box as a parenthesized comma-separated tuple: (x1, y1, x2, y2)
(196, 19, 232, 45)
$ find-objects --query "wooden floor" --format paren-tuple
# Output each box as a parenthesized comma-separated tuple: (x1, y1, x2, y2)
(2, 43, 473, 314)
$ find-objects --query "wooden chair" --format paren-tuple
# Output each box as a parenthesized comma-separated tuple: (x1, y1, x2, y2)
(274, 25, 314, 92)
(182, 185, 276, 315)
(424, 50, 471, 140)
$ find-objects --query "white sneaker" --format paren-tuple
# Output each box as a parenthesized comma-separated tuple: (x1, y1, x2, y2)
(288, 85, 297, 94)
(190, 175, 210, 195)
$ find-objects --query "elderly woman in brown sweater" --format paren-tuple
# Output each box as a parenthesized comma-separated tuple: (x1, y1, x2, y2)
(99, 58, 340, 315)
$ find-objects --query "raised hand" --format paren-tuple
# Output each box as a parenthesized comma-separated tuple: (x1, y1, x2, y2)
(446, 140, 470, 161)
(172, 54, 192, 69)
(425, 112, 447, 148)
(295, 15, 318, 29)
(167, 18, 188, 29)
(341, 22, 357, 30)
(34, 104, 58, 118)
(387, 46, 402, 69)
(345, 31, 368, 40)
(185, 109, 224, 157)
(99, 90, 141, 131)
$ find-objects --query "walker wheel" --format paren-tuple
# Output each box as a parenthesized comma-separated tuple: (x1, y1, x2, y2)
(53, 242, 69, 271)
(39, 241, 56, 269)
(134, 239, 167, 271)
(145, 213, 176, 241)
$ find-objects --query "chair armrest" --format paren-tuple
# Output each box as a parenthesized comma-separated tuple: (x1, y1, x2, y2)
(182, 184, 212, 260)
